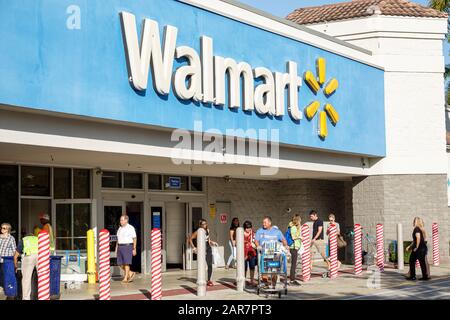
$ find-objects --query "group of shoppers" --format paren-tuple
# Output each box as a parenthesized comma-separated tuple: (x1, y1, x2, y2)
(0, 210, 431, 298)
(198, 211, 431, 288)
(193, 211, 336, 287)
(0, 212, 138, 299)
(0, 212, 54, 300)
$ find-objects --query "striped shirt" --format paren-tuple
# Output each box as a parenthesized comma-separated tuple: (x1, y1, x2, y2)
(0, 235, 16, 263)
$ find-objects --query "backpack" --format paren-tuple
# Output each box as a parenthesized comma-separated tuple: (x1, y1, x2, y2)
(285, 226, 294, 246)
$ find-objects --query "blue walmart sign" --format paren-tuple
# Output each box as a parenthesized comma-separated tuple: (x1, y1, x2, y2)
(0, 0, 386, 156)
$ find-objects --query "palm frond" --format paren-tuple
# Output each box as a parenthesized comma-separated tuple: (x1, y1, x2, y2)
(428, 0, 450, 13)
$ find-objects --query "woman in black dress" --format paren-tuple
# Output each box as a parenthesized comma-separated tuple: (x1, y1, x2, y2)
(189, 219, 219, 286)
(406, 217, 430, 281)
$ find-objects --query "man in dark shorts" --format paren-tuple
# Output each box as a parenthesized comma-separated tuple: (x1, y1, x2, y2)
(115, 215, 137, 283)
(309, 210, 329, 269)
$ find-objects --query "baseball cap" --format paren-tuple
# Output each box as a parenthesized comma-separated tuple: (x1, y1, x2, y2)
(38, 212, 50, 220)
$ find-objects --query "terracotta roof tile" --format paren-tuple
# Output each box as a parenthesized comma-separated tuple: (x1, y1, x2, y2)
(286, 0, 448, 25)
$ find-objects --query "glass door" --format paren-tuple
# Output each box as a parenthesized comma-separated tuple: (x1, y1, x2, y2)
(103, 201, 125, 274)
(185, 202, 204, 270)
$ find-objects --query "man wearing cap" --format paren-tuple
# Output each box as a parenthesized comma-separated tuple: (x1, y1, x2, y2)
(39, 213, 55, 252)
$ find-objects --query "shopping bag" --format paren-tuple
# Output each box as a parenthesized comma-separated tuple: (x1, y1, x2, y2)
(337, 235, 347, 248)
(298, 243, 305, 255)
(211, 246, 224, 266)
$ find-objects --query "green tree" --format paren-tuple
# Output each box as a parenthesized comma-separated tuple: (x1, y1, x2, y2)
(428, 1, 450, 104)
(428, 0, 450, 13)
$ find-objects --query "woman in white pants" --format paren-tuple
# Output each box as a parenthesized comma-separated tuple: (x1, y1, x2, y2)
(225, 218, 240, 269)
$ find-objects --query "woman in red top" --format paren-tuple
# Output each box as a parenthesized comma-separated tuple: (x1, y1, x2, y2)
(243, 220, 257, 286)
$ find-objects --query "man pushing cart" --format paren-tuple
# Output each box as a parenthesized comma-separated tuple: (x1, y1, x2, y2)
(254, 216, 290, 298)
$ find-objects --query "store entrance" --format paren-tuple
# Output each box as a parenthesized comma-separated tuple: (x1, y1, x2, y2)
(164, 202, 186, 268)
(103, 201, 143, 273)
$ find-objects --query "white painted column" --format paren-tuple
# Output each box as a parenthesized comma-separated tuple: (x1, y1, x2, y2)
(397, 223, 404, 270)
(197, 228, 206, 296)
(236, 227, 245, 292)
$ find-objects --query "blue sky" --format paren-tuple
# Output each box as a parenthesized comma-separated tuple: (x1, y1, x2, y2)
(239, 0, 448, 64)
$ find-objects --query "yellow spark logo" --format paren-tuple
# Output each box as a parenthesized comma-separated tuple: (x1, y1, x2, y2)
(304, 57, 339, 139)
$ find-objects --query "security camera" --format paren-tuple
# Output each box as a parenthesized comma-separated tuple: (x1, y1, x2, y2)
(361, 157, 369, 168)
(285, 208, 292, 213)
(176, 196, 180, 201)
(95, 167, 103, 175)
(224, 175, 232, 183)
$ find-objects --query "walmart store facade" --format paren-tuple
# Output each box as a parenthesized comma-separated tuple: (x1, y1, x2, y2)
(0, 0, 448, 278)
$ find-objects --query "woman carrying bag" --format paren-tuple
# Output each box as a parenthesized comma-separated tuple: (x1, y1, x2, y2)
(326, 214, 345, 269)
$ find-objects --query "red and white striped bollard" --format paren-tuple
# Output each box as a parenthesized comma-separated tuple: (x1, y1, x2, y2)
(432, 223, 439, 266)
(301, 224, 311, 282)
(329, 224, 338, 278)
(151, 228, 162, 300)
(98, 229, 111, 300)
(376, 224, 384, 272)
(38, 230, 50, 300)
(354, 224, 362, 275)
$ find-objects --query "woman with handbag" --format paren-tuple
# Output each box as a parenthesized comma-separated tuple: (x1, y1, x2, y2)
(243, 221, 257, 286)
(326, 214, 345, 269)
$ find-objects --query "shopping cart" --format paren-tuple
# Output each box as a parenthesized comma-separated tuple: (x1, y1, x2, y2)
(362, 233, 377, 268)
(256, 240, 288, 298)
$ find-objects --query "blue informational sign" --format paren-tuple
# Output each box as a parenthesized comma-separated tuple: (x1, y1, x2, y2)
(152, 212, 161, 229)
(169, 177, 181, 189)
(267, 261, 281, 268)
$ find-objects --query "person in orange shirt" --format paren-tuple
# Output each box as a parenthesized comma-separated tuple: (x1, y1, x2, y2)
(38, 213, 55, 252)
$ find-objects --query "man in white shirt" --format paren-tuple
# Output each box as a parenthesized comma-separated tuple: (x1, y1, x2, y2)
(115, 215, 137, 283)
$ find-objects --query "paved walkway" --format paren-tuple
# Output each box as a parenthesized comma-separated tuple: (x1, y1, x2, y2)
(2, 263, 449, 300)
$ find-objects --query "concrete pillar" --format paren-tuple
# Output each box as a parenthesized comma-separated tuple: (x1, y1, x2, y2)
(197, 228, 206, 297)
(397, 223, 404, 270)
(236, 227, 245, 292)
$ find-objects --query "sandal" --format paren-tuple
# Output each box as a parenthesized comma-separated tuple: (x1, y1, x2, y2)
(128, 272, 136, 282)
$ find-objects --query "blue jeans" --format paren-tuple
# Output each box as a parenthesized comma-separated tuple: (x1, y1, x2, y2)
(0, 262, 4, 288)
(245, 255, 257, 272)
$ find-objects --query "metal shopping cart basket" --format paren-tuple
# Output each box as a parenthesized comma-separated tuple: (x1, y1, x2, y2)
(256, 240, 288, 298)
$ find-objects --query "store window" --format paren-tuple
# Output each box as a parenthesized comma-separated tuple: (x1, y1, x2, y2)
(102, 171, 122, 188)
(73, 169, 90, 199)
(20, 199, 51, 238)
(0, 165, 18, 240)
(190, 176, 203, 191)
(21, 166, 50, 196)
(55, 203, 91, 250)
(163, 175, 188, 191)
(123, 172, 142, 189)
(148, 174, 162, 190)
(54, 168, 71, 199)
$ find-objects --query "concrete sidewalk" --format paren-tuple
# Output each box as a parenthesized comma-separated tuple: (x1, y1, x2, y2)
(2, 262, 449, 300)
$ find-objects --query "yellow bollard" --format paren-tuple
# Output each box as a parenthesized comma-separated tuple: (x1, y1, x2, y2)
(87, 229, 96, 284)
